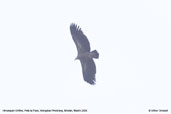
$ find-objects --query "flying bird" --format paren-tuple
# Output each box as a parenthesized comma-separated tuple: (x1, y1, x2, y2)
(70, 23, 99, 85)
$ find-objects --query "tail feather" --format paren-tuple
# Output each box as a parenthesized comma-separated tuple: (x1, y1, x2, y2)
(91, 50, 99, 59)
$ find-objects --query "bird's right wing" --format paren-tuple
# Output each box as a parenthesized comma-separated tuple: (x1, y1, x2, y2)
(70, 23, 90, 53)
(80, 58, 96, 85)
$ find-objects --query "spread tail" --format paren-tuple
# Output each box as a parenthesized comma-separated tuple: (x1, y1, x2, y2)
(91, 50, 99, 59)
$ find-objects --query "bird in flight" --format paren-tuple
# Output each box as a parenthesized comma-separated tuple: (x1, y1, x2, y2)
(70, 23, 99, 85)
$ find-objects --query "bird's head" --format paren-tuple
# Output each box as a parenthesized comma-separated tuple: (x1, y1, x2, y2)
(74, 57, 78, 60)
(74, 56, 79, 60)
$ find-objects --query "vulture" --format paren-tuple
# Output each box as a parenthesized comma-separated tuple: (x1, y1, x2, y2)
(70, 23, 99, 85)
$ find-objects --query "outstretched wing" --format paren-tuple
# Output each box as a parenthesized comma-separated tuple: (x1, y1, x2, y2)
(80, 58, 96, 85)
(70, 23, 90, 53)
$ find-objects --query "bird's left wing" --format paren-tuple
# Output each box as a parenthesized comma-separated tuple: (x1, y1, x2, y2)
(70, 23, 90, 53)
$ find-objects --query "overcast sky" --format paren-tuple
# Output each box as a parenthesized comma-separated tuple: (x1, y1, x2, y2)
(0, 0, 171, 114)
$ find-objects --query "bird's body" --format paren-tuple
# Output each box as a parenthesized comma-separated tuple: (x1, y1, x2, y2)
(76, 50, 98, 60)
(70, 23, 99, 85)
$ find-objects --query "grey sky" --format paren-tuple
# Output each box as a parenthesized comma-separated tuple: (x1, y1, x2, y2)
(0, 0, 171, 114)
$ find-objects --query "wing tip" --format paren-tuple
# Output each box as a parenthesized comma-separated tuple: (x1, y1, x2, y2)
(84, 79, 96, 85)
(70, 23, 82, 32)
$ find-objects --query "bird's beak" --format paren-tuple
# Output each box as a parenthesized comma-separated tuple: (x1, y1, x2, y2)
(74, 57, 78, 60)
